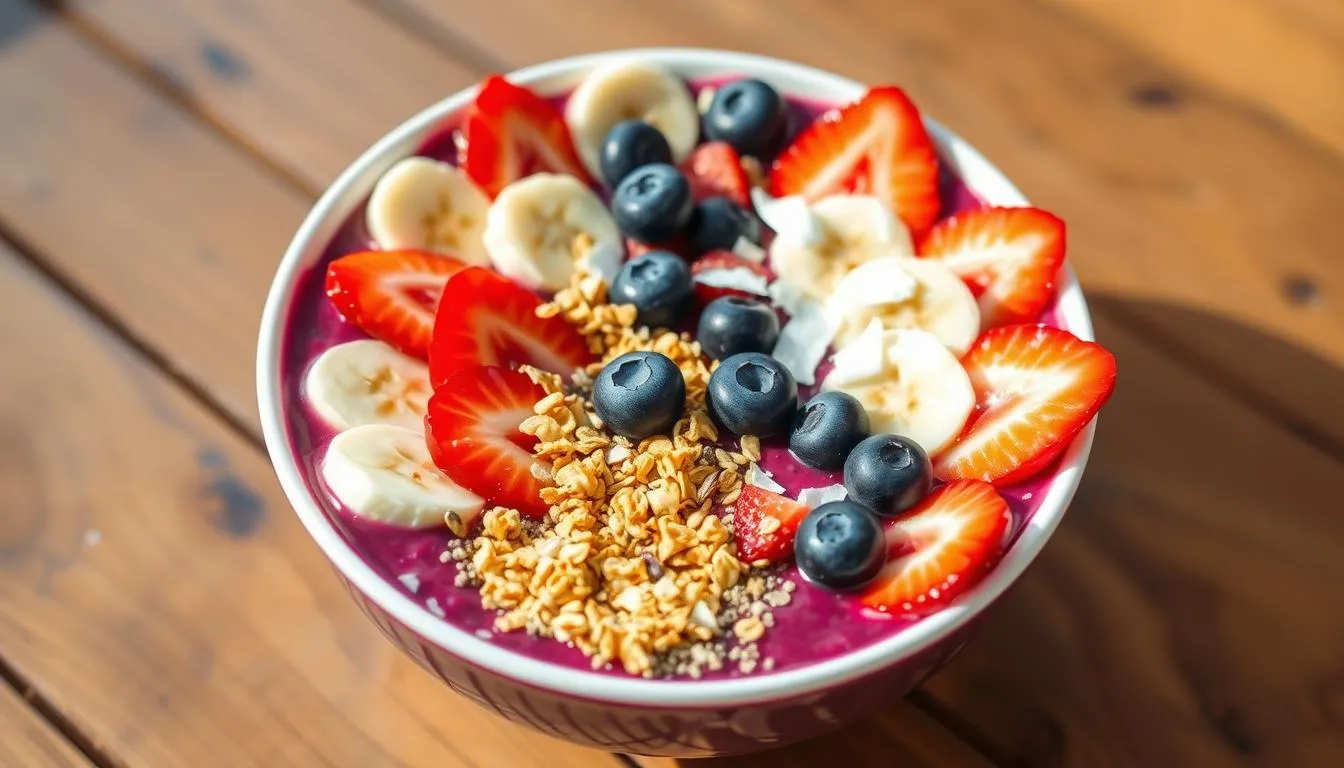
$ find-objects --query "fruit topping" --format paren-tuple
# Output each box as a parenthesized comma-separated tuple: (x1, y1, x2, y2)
(365, 157, 491, 264)
(323, 424, 484, 532)
(591, 351, 686, 439)
(612, 163, 694, 243)
(482, 173, 621, 292)
(428, 266, 593, 387)
(770, 86, 941, 234)
(696, 295, 780, 360)
(707, 352, 798, 437)
(690, 251, 771, 305)
(703, 79, 790, 160)
(769, 194, 914, 303)
(598, 120, 674, 188)
(822, 327, 975, 457)
(686, 196, 762, 256)
(934, 324, 1117, 485)
(794, 500, 887, 589)
(844, 434, 932, 516)
(424, 365, 549, 519)
(789, 391, 871, 471)
(681, 141, 752, 207)
(461, 75, 591, 197)
(860, 479, 1010, 616)
(918, 206, 1067, 327)
(565, 60, 699, 178)
(829, 256, 980, 356)
(325, 249, 466, 360)
(609, 250, 695, 330)
(732, 484, 810, 565)
(304, 340, 431, 432)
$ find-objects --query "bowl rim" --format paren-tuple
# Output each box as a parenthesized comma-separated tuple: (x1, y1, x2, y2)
(257, 47, 1096, 707)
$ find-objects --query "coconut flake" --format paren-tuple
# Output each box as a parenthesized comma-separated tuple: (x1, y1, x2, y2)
(796, 484, 848, 509)
(771, 299, 840, 386)
(745, 464, 786, 494)
(693, 267, 769, 296)
(826, 318, 887, 388)
(826, 257, 918, 311)
(751, 187, 825, 246)
(425, 596, 446, 618)
(767, 279, 809, 316)
(578, 239, 624, 284)
(690, 600, 719, 631)
(398, 573, 422, 593)
(732, 236, 768, 263)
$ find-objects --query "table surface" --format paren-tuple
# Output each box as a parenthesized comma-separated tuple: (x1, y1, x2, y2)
(1, 0, 1342, 765)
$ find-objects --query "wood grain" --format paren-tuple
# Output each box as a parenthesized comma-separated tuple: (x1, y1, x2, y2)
(0, 240, 620, 767)
(379, 0, 1344, 452)
(0, 684, 91, 768)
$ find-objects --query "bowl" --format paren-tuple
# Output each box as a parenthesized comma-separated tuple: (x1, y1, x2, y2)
(257, 48, 1097, 758)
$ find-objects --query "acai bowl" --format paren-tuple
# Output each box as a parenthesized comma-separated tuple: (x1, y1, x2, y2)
(257, 49, 1116, 757)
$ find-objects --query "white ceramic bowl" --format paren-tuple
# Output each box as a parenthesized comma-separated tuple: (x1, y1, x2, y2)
(257, 48, 1096, 757)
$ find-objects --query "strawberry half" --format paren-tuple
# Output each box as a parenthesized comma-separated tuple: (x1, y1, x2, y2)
(689, 251, 772, 305)
(733, 484, 810, 565)
(918, 207, 1066, 327)
(682, 141, 751, 207)
(425, 365, 548, 518)
(461, 75, 591, 198)
(428, 266, 594, 387)
(935, 324, 1117, 486)
(325, 249, 466, 359)
(769, 86, 941, 234)
(861, 479, 1011, 617)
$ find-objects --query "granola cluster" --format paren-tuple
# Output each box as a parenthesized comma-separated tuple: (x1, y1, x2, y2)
(459, 265, 779, 676)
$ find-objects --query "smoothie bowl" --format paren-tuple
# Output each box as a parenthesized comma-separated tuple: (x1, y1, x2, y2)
(257, 49, 1116, 757)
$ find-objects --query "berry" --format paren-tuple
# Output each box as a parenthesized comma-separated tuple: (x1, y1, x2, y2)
(707, 352, 797, 437)
(611, 163, 693, 243)
(844, 434, 933, 517)
(592, 351, 686, 440)
(461, 75, 591, 197)
(680, 142, 751, 207)
(609, 250, 694, 330)
(794, 500, 887, 590)
(598, 120, 673, 189)
(686, 197, 762, 256)
(325, 249, 466, 359)
(688, 251, 771, 306)
(696, 296, 779, 360)
(703, 79, 789, 159)
(732, 485, 810, 564)
(789, 391, 871, 471)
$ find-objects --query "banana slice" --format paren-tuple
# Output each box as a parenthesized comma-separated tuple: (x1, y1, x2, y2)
(822, 328, 975, 457)
(770, 195, 915, 302)
(304, 340, 432, 432)
(483, 173, 621, 291)
(366, 157, 491, 264)
(565, 60, 699, 179)
(322, 424, 484, 533)
(830, 257, 980, 356)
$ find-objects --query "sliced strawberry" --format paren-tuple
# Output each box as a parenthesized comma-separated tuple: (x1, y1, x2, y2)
(769, 86, 941, 234)
(681, 142, 751, 207)
(460, 75, 591, 198)
(689, 251, 772, 305)
(325, 249, 466, 359)
(425, 365, 548, 518)
(935, 324, 1117, 485)
(861, 479, 1011, 617)
(428, 266, 594, 387)
(626, 236, 690, 260)
(732, 484, 811, 564)
(918, 207, 1066, 327)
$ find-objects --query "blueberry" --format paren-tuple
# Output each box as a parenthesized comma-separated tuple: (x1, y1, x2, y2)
(609, 250, 693, 329)
(789, 391, 871, 471)
(696, 296, 779, 360)
(592, 351, 686, 439)
(687, 197, 762, 255)
(703, 79, 789, 159)
(794, 500, 886, 590)
(843, 434, 932, 517)
(706, 352, 797, 437)
(611, 163, 693, 243)
(599, 120, 673, 189)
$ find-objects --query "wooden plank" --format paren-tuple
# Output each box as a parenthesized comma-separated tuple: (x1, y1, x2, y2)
(0, 243, 622, 766)
(1038, 0, 1344, 160)
(378, 0, 1344, 451)
(0, 684, 92, 768)
(56, 0, 480, 191)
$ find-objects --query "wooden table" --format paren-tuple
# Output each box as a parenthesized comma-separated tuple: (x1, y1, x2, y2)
(2, 0, 1341, 765)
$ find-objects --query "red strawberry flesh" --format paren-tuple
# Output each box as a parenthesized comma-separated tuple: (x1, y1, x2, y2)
(689, 251, 772, 305)
(682, 141, 751, 207)
(461, 75, 591, 198)
(733, 484, 810, 564)
(324, 249, 466, 359)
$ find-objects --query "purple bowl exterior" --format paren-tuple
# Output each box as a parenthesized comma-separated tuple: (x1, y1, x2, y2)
(337, 568, 976, 756)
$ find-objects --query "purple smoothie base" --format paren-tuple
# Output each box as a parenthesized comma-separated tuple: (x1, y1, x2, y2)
(280, 81, 1067, 679)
